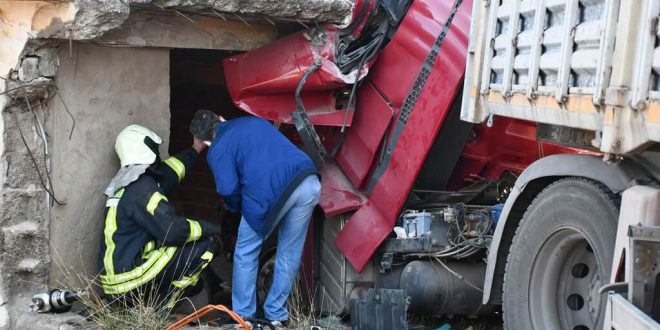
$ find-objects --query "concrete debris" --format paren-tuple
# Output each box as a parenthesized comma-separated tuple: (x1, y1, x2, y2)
(17, 58, 39, 83)
(40, 0, 352, 40)
(35, 48, 59, 78)
(4, 42, 59, 102)
(65, 0, 131, 40)
(147, 0, 353, 22)
(4, 77, 53, 102)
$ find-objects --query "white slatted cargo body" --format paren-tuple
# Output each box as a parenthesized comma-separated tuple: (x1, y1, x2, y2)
(461, 0, 660, 154)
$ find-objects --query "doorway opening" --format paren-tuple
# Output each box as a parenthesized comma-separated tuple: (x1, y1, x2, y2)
(169, 48, 244, 306)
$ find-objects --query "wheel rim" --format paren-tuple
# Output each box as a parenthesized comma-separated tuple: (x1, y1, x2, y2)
(529, 227, 603, 330)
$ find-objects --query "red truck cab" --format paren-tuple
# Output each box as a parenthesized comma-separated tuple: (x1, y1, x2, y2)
(219, 0, 647, 328)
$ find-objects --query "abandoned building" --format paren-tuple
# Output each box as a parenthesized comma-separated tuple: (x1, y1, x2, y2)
(0, 1, 351, 328)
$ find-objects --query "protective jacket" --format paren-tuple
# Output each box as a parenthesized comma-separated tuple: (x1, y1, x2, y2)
(207, 116, 318, 238)
(99, 148, 218, 295)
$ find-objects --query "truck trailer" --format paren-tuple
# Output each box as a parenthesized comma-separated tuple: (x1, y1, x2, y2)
(220, 0, 660, 328)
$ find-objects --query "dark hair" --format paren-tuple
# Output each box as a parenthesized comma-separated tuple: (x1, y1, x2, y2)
(190, 109, 220, 141)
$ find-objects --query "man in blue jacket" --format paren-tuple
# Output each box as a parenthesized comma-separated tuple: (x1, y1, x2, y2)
(190, 110, 321, 327)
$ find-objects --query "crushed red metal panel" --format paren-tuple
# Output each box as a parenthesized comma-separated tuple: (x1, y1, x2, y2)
(318, 160, 366, 216)
(223, 0, 474, 272)
(335, 80, 394, 188)
(222, 0, 588, 273)
(223, 28, 356, 126)
(335, 0, 473, 271)
(223, 0, 374, 127)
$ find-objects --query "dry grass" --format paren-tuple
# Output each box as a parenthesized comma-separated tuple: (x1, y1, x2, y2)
(51, 247, 187, 330)
(285, 278, 349, 330)
(51, 245, 334, 329)
(58, 270, 176, 330)
(82, 287, 175, 330)
(286, 281, 319, 329)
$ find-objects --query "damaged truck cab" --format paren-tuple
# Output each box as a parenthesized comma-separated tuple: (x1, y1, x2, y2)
(223, 0, 660, 328)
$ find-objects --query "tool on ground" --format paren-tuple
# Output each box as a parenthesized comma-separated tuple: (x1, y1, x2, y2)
(167, 304, 251, 330)
(29, 289, 82, 313)
(245, 317, 276, 329)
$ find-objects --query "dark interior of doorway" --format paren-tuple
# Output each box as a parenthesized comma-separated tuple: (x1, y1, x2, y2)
(168, 48, 316, 320)
(169, 48, 243, 310)
(169, 48, 245, 221)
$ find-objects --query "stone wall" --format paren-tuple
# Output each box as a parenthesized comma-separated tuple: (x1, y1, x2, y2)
(0, 41, 59, 328)
(0, 106, 51, 328)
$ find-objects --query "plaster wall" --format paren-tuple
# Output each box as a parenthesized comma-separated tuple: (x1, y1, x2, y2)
(0, 1, 76, 77)
(47, 43, 171, 287)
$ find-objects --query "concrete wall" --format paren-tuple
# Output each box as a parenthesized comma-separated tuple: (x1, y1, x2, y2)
(47, 43, 171, 287)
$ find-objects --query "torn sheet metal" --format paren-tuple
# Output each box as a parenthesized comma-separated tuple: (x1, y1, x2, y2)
(223, 27, 371, 126)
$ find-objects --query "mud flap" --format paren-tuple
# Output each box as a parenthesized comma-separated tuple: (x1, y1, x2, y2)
(349, 288, 409, 330)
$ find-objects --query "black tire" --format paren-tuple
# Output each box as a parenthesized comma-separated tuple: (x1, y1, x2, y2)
(256, 235, 279, 317)
(503, 178, 619, 330)
(257, 245, 278, 306)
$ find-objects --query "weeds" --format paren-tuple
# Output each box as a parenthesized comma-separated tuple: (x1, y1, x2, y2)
(51, 244, 195, 330)
(57, 269, 176, 330)
(286, 280, 318, 329)
(83, 287, 174, 329)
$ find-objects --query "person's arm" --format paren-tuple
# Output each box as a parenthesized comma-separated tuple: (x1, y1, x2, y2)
(132, 189, 220, 246)
(211, 148, 242, 213)
(155, 147, 198, 195)
(158, 138, 207, 194)
(223, 192, 241, 214)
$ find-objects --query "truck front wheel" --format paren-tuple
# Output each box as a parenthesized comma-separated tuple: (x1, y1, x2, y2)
(503, 178, 619, 330)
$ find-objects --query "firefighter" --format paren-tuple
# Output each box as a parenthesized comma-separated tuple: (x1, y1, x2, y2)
(189, 110, 321, 327)
(99, 124, 221, 308)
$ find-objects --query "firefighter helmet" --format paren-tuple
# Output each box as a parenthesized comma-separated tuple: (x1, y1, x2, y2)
(114, 125, 162, 167)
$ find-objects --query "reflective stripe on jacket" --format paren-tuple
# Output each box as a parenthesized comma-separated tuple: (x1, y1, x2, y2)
(99, 148, 216, 294)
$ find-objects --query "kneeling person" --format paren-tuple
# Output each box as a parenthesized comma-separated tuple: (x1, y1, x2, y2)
(99, 125, 220, 307)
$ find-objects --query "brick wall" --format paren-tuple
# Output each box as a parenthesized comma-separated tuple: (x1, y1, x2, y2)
(169, 112, 222, 221)
(168, 49, 245, 222)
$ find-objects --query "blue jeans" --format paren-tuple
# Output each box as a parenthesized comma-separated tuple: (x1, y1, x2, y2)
(232, 175, 321, 321)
